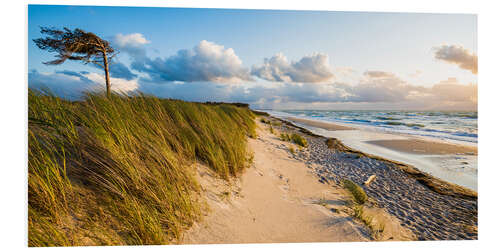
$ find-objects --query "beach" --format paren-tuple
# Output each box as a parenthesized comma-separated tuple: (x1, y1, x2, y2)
(183, 114, 477, 242)
(276, 112, 478, 191)
(183, 117, 414, 243)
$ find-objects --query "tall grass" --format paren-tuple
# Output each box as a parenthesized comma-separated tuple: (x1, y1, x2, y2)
(28, 89, 255, 246)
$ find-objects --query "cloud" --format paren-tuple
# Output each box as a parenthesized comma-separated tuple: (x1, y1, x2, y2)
(363, 70, 396, 78)
(408, 70, 423, 78)
(112, 33, 150, 59)
(30, 68, 477, 110)
(132, 40, 252, 83)
(251, 53, 335, 83)
(84, 72, 139, 93)
(113, 33, 150, 49)
(431, 77, 477, 104)
(29, 70, 139, 99)
(434, 44, 477, 74)
(229, 71, 476, 110)
(108, 62, 137, 80)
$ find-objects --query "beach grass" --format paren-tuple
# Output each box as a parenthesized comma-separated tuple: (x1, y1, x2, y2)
(342, 179, 368, 205)
(280, 133, 291, 142)
(291, 133, 308, 147)
(28, 89, 255, 246)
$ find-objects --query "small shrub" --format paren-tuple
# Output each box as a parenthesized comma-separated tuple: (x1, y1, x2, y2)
(291, 133, 308, 147)
(289, 146, 295, 155)
(343, 179, 368, 204)
(280, 133, 291, 141)
(271, 121, 281, 126)
(260, 118, 271, 125)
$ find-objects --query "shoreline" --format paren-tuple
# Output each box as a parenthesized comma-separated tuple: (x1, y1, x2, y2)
(277, 115, 478, 192)
(274, 115, 477, 199)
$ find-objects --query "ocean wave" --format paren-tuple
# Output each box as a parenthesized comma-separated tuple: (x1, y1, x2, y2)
(267, 110, 477, 144)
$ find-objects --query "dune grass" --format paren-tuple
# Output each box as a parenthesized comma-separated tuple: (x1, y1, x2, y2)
(342, 179, 368, 205)
(28, 89, 255, 246)
(280, 133, 291, 142)
(291, 133, 308, 147)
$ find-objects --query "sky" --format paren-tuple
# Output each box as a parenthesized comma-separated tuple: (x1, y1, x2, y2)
(28, 5, 478, 110)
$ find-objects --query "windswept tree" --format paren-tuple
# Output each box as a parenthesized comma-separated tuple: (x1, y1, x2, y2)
(33, 27, 118, 97)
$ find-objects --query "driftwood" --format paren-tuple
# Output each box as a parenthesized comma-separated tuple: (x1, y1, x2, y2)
(364, 175, 377, 187)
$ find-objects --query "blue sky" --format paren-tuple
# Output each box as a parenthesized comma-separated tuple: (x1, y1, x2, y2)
(28, 5, 478, 110)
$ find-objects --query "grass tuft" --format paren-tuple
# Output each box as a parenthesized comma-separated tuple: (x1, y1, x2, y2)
(280, 133, 291, 142)
(291, 133, 308, 147)
(342, 179, 368, 205)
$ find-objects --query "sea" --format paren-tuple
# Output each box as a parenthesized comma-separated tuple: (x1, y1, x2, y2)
(266, 110, 477, 146)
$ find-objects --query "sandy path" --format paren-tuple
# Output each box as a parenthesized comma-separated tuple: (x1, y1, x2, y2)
(181, 120, 397, 244)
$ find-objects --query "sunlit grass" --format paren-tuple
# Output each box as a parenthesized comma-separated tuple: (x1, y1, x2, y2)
(342, 179, 367, 205)
(28, 89, 255, 246)
(291, 133, 308, 147)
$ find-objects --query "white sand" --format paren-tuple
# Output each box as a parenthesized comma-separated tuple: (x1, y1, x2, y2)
(181, 119, 413, 244)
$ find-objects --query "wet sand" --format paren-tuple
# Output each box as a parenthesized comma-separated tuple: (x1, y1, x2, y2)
(366, 139, 477, 155)
(286, 117, 355, 131)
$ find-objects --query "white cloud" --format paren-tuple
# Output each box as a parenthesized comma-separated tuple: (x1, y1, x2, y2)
(113, 33, 150, 48)
(434, 44, 477, 74)
(363, 70, 396, 78)
(408, 70, 423, 78)
(132, 40, 252, 83)
(112, 33, 150, 60)
(431, 77, 477, 104)
(85, 72, 139, 93)
(251, 53, 335, 83)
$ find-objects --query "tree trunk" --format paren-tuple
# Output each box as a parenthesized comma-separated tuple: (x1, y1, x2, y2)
(103, 51, 111, 98)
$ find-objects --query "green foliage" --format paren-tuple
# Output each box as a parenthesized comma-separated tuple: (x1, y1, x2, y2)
(291, 133, 308, 147)
(343, 179, 368, 205)
(28, 89, 255, 246)
(280, 133, 291, 142)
